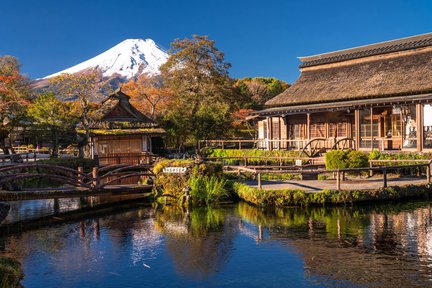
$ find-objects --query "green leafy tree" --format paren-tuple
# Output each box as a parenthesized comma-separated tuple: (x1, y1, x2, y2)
(160, 35, 234, 150)
(50, 72, 99, 157)
(0, 55, 31, 154)
(27, 92, 78, 157)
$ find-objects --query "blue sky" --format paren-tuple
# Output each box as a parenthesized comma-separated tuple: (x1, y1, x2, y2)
(1, 0, 431, 83)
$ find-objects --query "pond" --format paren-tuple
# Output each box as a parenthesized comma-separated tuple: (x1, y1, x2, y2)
(1, 198, 432, 287)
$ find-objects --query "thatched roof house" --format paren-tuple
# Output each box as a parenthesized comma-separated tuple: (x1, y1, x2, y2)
(255, 33, 432, 152)
(88, 89, 165, 165)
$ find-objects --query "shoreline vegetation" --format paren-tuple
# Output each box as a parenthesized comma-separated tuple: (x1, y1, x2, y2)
(152, 154, 432, 208)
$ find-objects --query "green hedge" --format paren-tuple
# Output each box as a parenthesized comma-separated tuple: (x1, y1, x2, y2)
(325, 150, 368, 169)
(202, 148, 300, 165)
(232, 182, 432, 207)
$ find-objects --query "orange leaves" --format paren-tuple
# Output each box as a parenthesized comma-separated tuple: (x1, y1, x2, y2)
(122, 74, 173, 119)
(231, 108, 254, 127)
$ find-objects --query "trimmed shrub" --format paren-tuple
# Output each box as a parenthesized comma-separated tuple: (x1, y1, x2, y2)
(325, 150, 368, 169)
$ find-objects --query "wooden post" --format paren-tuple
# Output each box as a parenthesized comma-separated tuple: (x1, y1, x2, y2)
(92, 167, 99, 189)
(239, 140, 242, 150)
(427, 162, 431, 183)
(369, 161, 373, 177)
(370, 107, 374, 151)
(77, 167, 83, 185)
(417, 103, 424, 152)
(257, 173, 262, 189)
(25, 153, 29, 163)
(383, 168, 387, 188)
(306, 113, 311, 141)
(237, 168, 241, 180)
(336, 170, 341, 190)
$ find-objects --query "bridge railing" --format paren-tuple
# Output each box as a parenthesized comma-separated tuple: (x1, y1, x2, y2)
(0, 163, 155, 191)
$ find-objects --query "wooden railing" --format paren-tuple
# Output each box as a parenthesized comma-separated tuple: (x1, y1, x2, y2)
(226, 161, 432, 191)
(0, 163, 154, 191)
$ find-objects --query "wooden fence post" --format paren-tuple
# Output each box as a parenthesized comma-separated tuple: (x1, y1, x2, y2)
(336, 170, 341, 190)
(237, 168, 241, 180)
(383, 168, 387, 188)
(78, 167, 83, 185)
(427, 162, 431, 183)
(92, 167, 99, 189)
(257, 173, 262, 189)
(369, 161, 373, 177)
(239, 141, 242, 150)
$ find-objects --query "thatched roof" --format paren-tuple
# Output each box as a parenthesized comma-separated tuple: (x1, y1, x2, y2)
(265, 33, 432, 108)
(90, 88, 160, 130)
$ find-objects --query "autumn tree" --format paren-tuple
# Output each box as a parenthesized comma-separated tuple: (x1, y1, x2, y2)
(122, 75, 173, 120)
(0, 55, 31, 154)
(50, 72, 99, 157)
(235, 77, 289, 109)
(160, 35, 234, 150)
(27, 92, 78, 157)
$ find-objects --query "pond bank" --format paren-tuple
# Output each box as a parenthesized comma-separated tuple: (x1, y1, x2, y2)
(232, 181, 432, 206)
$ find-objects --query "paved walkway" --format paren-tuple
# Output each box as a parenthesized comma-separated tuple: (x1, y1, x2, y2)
(244, 177, 428, 192)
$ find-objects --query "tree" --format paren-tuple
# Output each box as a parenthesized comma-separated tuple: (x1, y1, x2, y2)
(0, 55, 31, 154)
(160, 35, 234, 149)
(235, 77, 289, 109)
(122, 75, 173, 120)
(50, 72, 99, 158)
(27, 92, 77, 157)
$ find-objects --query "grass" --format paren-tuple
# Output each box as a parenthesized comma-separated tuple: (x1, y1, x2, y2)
(0, 257, 23, 288)
(232, 182, 432, 207)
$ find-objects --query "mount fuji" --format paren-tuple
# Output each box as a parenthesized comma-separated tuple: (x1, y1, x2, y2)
(34, 38, 169, 99)
(43, 38, 169, 79)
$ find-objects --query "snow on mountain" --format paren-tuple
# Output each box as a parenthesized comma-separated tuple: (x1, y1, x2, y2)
(43, 38, 169, 79)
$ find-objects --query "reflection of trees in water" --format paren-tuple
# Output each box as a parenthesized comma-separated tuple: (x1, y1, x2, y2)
(236, 202, 432, 287)
(154, 206, 237, 280)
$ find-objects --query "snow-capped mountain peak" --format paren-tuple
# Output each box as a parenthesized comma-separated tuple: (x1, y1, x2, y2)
(43, 38, 168, 79)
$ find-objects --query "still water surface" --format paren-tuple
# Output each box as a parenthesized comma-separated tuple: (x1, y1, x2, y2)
(2, 199, 432, 287)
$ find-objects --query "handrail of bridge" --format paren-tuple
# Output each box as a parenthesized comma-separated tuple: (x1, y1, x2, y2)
(0, 163, 155, 191)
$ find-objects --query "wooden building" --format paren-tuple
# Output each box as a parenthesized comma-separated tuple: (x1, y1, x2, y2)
(87, 89, 165, 166)
(256, 33, 432, 152)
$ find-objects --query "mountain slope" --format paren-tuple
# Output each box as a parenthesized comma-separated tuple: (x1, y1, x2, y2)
(43, 38, 169, 79)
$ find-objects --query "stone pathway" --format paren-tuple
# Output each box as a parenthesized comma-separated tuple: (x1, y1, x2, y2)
(244, 177, 428, 192)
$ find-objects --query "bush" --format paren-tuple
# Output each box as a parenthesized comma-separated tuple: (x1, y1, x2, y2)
(325, 150, 348, 169)
(346, 150, 369, 168)
(153, 159, 229, 205)
(325, 150, 368, 169)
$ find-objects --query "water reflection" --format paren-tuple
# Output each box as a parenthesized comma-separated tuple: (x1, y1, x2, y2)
(154, 206, 235, 280)
(2, 201, 432, 287)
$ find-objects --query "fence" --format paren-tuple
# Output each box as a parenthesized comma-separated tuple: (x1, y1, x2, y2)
(225, 161, 432, 191)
